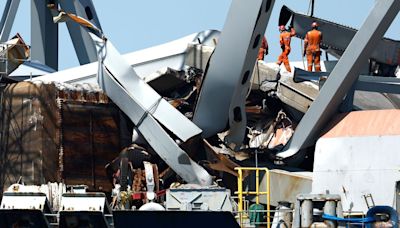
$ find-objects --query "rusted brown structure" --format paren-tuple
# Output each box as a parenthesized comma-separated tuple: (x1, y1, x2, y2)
(0, 81, 124, 194)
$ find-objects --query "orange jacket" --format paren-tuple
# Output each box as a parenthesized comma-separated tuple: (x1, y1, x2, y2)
(261, 36, 268, 50)
(280, 28, 296, 49)
(258, 36, 268, 60)
(304, 29, 322, 52)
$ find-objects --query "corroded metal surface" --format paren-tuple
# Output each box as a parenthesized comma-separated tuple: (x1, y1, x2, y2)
(0, 81, 121, 194)
(0, 82, 59, 193)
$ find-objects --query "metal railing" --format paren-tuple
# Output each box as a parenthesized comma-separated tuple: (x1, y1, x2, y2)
(235, 167, 271, 228)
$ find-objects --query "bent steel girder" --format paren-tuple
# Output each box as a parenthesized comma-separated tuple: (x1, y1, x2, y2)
(93, 37, 203, 142)
(93, 35, 212, 186)
(51, 11, 201, 142)
(57, 12, 211, 185)
(279, 5, 400, 66)
(277, 0, 400, 160)
(58, 0, 101, 65)
(0, 0, 20, 42)
(193, 0, 276, 144)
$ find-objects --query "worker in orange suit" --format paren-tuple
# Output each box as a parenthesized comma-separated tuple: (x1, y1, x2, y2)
(276, 25, 296, 72)
(304, 22, 323, 71)
(257, 36, 268, 61)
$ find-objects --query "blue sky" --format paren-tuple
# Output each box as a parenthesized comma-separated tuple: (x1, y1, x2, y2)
(0, 1, 399, 70)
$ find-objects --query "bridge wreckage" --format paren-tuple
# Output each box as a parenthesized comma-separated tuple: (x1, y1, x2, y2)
(0, 0, 399, 227)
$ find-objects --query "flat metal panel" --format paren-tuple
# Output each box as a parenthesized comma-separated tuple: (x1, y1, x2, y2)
(61, 102, 120, 191)
(243, 169, 312, 206)
(0, 82, 122, 193)
(313, 135, 400, 213)
(0, 82, 59, 190)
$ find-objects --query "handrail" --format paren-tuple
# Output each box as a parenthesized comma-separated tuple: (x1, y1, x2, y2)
(235, 167, 271, 228)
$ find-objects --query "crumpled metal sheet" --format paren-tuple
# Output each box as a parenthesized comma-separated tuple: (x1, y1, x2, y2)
(30, 30, 220, 85)
(247, 111, 294, 150)
(203, 140, 242, 177)
(0, 33, 30, 77)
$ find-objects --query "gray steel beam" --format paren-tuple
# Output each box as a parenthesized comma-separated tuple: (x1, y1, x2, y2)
(193, 0, 275, 144)
(87, 34, 203, 142)
(294, 68, 400, 94)
(54, 12, 211, 185)
(58, 0, 101, 65)
(281, 5, 400, 67)
(0, 0, 20, 42)
(277, 0, 400, 159)
(356, 76, 400, 94)
(343, 76, 400, 112)
(91, 35, 211, 186)
(31, 0, 58, 70)
(226, 0, 275, 147)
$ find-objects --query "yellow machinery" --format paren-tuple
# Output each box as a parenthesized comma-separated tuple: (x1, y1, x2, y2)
(235, 167, 271, 228)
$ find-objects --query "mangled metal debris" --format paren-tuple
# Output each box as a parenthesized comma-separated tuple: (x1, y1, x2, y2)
(0, 11, 299, 214)
(55, 11, 213, 186)
(248, 111, 294, 151)
(0, 33, 29, 79)
(3, 0, 400, 227)
(29, 30, 220, 85)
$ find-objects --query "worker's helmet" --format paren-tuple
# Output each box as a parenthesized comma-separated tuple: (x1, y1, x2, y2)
(279, 25, 286, 31)
(312, 22, 319, 29)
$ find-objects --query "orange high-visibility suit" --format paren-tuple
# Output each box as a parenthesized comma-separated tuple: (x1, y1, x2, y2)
(258, 36, 268, 60)
(277, 28, 296, 72)
(304, 29, 322, 71)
